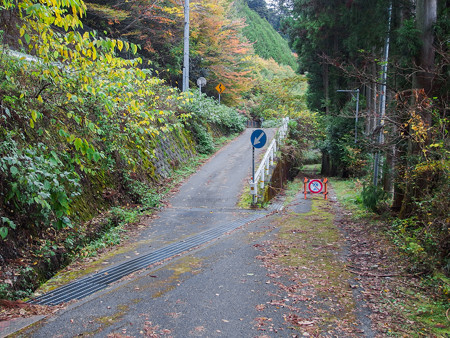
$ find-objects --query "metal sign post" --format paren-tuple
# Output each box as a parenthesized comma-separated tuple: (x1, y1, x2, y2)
(197, 77, 206, 94)
(250, 129, 267, 204)
(215, 83, 225, 104)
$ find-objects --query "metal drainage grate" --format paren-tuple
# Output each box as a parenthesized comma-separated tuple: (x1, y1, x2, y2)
(29, 205, 282, 305)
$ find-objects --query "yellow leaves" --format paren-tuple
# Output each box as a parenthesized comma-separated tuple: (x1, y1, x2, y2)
(10, 3, 186, 163)
(29, 110, 38, 128)
(406, 110, 429, 146)
(163, 6, 183, 16)
(138, 120, 150, 126)
(117, 40, 123, 52)
(31, 110, 37, 121)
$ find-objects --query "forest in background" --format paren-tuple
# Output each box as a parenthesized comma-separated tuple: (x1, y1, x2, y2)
(278, 0, 449, 284)
(79, 0, 297, 103)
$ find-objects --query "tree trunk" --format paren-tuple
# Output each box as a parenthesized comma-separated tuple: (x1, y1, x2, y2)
(321, 150, 331, 176)
(323, 63, 329, 114)
(414, 0, 437, 99)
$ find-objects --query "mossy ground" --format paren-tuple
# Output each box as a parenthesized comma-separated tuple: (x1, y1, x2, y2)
(263, 191, 359, 335)
(149, 256, 203, 299)
(250, 175, 357, 334)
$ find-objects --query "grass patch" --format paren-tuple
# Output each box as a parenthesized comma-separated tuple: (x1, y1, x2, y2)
(300, 163, 321, 175)
(277, 199, 343, 276)
(237, 185, 253, 209)
(329, 178, 368, 218)
(404, 293, 449, 336)
(283, 178, 304, 205)
(85, 2, 129, 20)
(150, 256, 203, 298)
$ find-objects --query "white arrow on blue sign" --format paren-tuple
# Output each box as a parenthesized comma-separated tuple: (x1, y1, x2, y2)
(251, 129, 267, 148)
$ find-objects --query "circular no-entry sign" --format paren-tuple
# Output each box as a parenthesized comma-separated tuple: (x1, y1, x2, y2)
(308, 179, 323, 194)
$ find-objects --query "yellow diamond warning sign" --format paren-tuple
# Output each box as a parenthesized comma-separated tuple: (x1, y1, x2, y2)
(215, 83, 226, 94)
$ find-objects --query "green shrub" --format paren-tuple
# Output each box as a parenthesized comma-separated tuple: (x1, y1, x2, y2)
(123, 173, 161, 209)
(185, 92, 247, 135)
(0, 134, 81, 236)
(191, 122, 215, 154)
(360, 183, 388, 212)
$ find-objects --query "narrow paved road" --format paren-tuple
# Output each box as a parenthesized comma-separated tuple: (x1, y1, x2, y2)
(18, 128, 315, 337)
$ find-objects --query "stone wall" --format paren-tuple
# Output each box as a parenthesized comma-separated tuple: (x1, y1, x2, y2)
(153, 127, 196, 178)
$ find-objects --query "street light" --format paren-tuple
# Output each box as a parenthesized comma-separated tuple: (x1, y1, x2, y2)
(337, 89, 360, 144)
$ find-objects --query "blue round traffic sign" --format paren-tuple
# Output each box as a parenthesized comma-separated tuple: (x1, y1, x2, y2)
(251, 129, 267, 148)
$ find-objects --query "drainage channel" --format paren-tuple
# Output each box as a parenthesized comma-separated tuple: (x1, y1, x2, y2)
(29, 203, 282, 305)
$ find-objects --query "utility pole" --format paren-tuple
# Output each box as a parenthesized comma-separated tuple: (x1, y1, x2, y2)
(337, 89, 360, 144)
(182, 0, 189, 92)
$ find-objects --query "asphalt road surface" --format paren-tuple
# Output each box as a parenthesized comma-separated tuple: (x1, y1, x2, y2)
(19, 128, 313, 337)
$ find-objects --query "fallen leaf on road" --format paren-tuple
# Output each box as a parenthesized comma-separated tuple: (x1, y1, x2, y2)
(256, 304, 266, 311)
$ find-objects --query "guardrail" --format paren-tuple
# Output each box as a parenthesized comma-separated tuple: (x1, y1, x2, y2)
(250, 117, 289, 204)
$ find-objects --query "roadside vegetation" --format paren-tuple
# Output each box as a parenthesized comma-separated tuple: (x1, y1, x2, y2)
(330, 178, 449, 335)
(280, 0, 449, 278)
(272, 0, 449, 332)
(0, 0, 299, 301)
(0, 0, 247, 298)
(256, 177, 449, 336)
